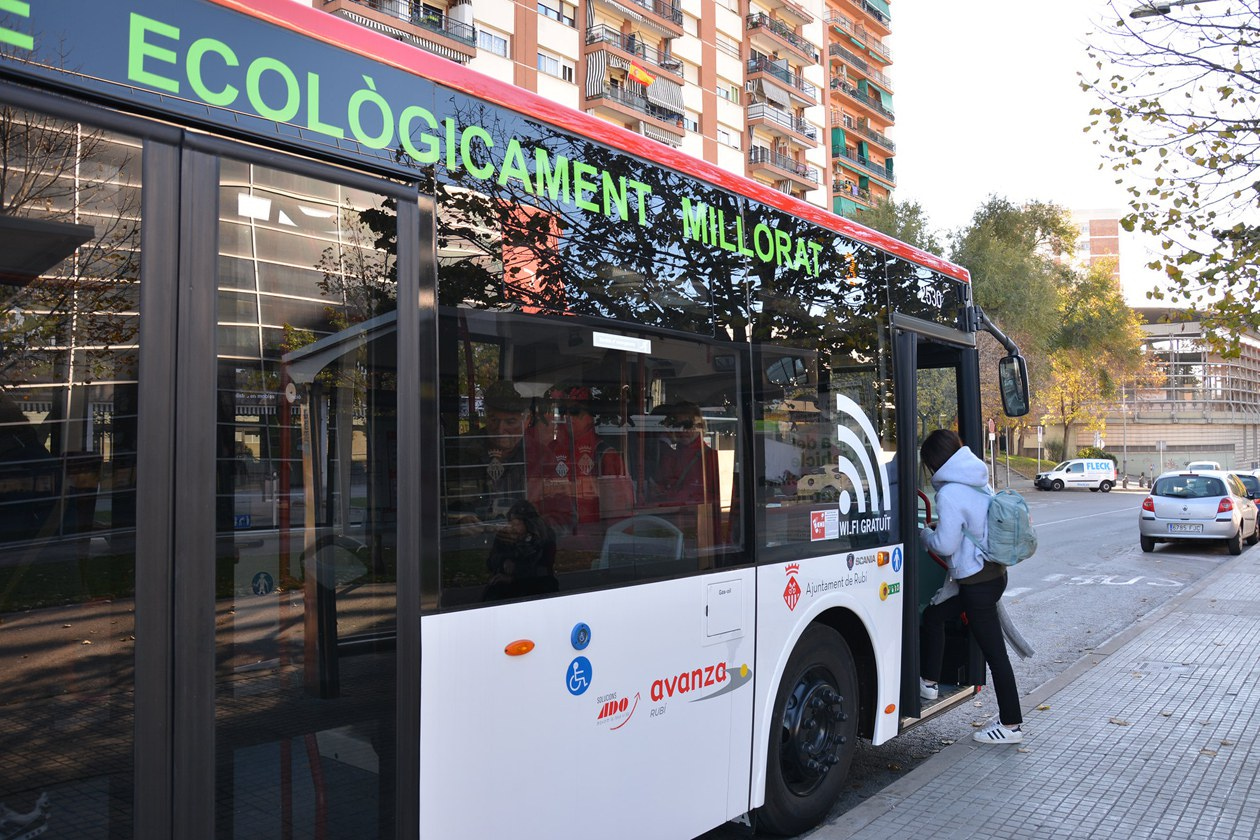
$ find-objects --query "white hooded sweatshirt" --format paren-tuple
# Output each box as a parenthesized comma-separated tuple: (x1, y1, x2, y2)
(920, 444, 992, 581)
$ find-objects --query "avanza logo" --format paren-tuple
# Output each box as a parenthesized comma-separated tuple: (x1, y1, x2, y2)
(650, 661, 753, 703)
(783, 563, 801, 611)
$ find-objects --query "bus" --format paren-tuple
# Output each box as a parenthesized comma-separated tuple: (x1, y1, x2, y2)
(0, 1, 1030, 838)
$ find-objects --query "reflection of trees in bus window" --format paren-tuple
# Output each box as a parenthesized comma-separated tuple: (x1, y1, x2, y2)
(748, 207, 896, 560)
(431, 94, 748, 336)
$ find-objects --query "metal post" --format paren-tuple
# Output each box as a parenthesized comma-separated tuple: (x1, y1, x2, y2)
(1122, 384, 1129, 481)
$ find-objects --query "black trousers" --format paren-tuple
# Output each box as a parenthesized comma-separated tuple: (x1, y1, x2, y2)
(921, 574, 1023, 726)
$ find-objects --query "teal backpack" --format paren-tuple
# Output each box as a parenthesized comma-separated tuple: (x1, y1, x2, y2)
(961, 485, 1037, 566)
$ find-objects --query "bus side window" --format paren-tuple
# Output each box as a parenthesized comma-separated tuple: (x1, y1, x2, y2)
(435, 311, 744, 606)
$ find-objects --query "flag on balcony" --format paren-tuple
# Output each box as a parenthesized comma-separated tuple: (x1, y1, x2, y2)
(628, 62, 655, 86)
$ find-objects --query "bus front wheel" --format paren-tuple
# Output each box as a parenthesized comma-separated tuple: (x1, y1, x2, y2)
(757, 625, 859, 836)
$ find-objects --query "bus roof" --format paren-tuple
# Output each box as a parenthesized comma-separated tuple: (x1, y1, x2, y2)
(215, 0, 971, 285)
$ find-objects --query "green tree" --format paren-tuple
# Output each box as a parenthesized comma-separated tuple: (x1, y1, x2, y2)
(950, 197, 1078, 355)
(1045, 262, 1151, 453)
(846, 197, 943, 256)
(1082, 3, 1260, 354)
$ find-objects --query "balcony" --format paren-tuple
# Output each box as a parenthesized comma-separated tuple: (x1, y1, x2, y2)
(321, 0, 476, 62)
(833, 148, 895, 185)
(833, 180, 873, 204)
(586, 25, 683, 78)
(593, 0, 683, 35)
(586, 83, 685, 140)
(828, 43, 894, 91)
(766, 0, 813, 25)
(747, 56, 818, 105)
(845, 0, 890, 33)
(747, 103, 818, 146)
(830, 77, 894, 121)
(825, 14, 893, 63)
(746, 13, 819, 64)
(748, 145, 820, 189)
(831, 112, 895, 153)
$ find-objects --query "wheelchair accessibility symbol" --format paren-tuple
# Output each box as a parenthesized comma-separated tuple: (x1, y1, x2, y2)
(566, 656, 592, 696)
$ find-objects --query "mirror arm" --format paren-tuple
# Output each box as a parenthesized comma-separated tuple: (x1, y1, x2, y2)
(969, 305, 1020, 357)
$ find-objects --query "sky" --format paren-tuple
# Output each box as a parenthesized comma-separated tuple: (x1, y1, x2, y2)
(886, 0, 1165, 304)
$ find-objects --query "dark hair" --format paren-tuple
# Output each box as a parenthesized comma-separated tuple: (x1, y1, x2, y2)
(507, 499, 552, 542)
(920, 429, 963, 474)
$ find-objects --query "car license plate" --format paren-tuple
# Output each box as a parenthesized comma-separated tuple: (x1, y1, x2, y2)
(1168, 523, 1203, 534)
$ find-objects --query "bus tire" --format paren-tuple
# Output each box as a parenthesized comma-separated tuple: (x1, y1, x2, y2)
(757, 625, 858, 837)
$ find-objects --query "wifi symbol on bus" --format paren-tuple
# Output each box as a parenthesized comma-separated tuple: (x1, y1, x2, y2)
(831, 394, 892, 517)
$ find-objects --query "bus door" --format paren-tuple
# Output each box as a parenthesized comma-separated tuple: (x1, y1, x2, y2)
(893, 321, 987, 721)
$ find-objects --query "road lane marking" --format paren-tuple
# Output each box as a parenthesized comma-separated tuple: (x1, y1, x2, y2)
(1034, 506, 1140, 527)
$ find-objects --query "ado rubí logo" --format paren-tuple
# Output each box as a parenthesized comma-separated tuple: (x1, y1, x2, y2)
(783, 563, 801, 611)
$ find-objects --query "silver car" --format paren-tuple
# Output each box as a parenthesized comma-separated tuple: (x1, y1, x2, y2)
(1139, 470, 1260, 554)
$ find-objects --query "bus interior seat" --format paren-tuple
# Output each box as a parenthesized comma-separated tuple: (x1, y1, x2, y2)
(593, 514, 684, 570)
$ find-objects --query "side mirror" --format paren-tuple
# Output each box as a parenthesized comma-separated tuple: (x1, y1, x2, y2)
(998, 354, 1030, 418)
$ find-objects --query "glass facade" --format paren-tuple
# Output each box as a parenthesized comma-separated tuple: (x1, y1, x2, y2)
(214, 161, 399, 838)
(0, 106, 142, 838)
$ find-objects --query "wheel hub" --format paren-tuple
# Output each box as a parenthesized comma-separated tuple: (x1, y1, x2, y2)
(780, 672, 848, 795)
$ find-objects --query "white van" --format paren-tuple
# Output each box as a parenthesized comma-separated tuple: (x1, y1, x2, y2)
(1034, 458, 1117, 492)
(1187, 460, 1223, 471)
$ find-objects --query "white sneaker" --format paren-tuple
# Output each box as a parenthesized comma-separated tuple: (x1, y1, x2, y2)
(919, 678, 938, 701)
(973, 722, 1023, 744)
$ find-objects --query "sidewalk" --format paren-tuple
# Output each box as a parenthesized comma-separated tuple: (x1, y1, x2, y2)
(813, 547, 1260, 840)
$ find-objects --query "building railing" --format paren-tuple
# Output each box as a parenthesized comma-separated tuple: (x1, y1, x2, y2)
(745, 13, 819, 62)
(833, 180, 873, 203)
(589, 83, 683, 123)
(617, 0, 683, 26)
(746, 103, 817, 140)
(830, 77, 894, 120)
(337, 0, 477, 45)
(823, 13, 891, 60)
(749, 146, 820, 184)
(747, 56, 818, 101)
(846, 0, 890, 28)
(586, 25, 682, 73)
(833, 147, 895, 183)
(830, 111, 896, 152)
(827, 44, 894, 91)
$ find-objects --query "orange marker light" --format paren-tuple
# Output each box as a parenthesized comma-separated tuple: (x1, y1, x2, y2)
(504, 639, 535, 656)
(884, 704, 896, 715)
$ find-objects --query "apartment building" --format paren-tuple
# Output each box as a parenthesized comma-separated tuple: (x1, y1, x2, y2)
(313, 0, 894, 214)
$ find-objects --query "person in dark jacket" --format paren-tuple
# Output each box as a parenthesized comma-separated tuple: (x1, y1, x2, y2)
(482, 499, 558, 601)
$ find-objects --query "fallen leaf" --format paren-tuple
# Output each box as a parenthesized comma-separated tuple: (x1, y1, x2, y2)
(1160, 711, 1172, 717)
(1220, 740, 1234, 747)
(1109, 717, 1130, 726)
(1036, 704, 1051, 711)
(887, 763, 902, 771)
(1016, 747, 1032, 753)
(81, 640, 92, 645)
(1200, 748, 1217, 756)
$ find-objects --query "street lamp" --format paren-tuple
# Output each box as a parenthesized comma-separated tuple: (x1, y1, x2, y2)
(1130, 1, 1210, 18)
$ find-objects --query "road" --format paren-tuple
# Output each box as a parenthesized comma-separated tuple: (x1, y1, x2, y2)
(701, 482, 1250, 839)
